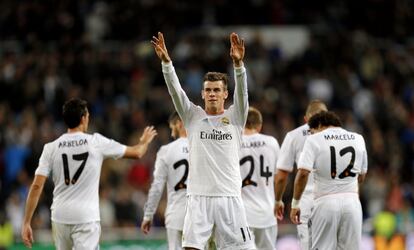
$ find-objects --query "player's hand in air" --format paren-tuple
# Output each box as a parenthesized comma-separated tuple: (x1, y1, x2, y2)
(290, 207, 301, 225)
(151, 32, 171, 63)
(275, 200, 285, 221)
(140, 126, 157, 145)
(141, 218, 152, 234)
(229, 32, 245, 67)
(22, 223, 34, 248)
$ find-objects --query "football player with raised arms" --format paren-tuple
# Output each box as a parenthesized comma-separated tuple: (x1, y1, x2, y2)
(152, 31, 255, 249)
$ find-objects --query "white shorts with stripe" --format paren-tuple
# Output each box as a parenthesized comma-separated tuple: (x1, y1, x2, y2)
(249, 226, 277, 250)
(182, 195, 256, 250)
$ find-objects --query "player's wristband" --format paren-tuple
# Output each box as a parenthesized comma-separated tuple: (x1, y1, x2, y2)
(291, 199, 300, 209)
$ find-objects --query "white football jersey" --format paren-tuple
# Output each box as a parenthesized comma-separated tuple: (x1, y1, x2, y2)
(277, 124, 315, 195)
(162, 62, 248, 196)
(35, 132, 126, 224)
(143, 137, 189, 230)
(298, 127, 368, 198)
(240, 133, 280, 228)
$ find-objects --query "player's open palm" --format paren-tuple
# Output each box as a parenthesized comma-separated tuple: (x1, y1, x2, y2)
(151, 32, 171, 63)
(230, 32, 245, 65)
(140, 126, 157, 145)
(22, 224, 34, 248)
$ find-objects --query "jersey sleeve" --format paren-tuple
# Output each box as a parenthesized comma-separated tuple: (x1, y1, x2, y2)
(271, 137, 281, 172)
(34, 144, 53, 177)
(276, 132, 295, 172)
(360, 135, 368, 174)
(143, 146, 168, 220)
(162, 61, 196, 126)
(298, 137, 318, 172)
(92, 133, 126, 159)
(229, 65, 248, 127)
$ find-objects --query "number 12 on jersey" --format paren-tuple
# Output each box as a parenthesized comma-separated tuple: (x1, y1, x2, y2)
(330, 146, 356, 179)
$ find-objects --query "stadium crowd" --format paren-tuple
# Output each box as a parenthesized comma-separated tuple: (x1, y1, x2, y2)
(1, 0, 414, 246)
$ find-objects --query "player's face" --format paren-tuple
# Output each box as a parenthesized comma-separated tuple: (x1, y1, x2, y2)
(169, 121, 180, 139)
(202, 81, 228, 114)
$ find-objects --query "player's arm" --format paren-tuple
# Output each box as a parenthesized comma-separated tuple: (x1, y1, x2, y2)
(289, 138, 316, 225)
(22, 175, 47, 248)
(151, 32, 193, 124)
(274, 169, 289, 220)
(290, 168, 310, 225)
(141, 149, 168, 234)
(123, 126, 157, 159)
(229, 33, 248, 123)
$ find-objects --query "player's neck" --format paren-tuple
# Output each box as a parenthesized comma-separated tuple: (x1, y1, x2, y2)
(205, 106, 224, 115)
(67, 125, 85, 134)
(244, 128, 258, 135)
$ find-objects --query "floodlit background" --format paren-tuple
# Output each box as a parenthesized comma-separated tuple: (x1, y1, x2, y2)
(1, 0, 414, 249)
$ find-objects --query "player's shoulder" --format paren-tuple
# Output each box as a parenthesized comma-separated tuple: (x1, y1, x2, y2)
(287, 124, 310, 138)
(257, 133, 279, 145)
(158, 137, 188, 154)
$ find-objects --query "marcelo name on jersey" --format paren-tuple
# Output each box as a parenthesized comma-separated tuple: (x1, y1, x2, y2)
(324, 133, 355, 140)
(200, 129, 232, 141)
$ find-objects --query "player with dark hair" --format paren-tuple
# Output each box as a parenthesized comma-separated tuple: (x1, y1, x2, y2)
(21, 98, 157, 249)
(290, 111, 368, 249)
(152, 32, 255, 249)
(141, 112, 188, 250)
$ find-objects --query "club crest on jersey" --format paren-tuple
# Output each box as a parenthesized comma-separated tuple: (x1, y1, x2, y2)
(221, 117, 230, 125)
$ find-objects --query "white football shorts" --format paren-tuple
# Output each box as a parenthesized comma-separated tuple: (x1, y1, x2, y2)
(52, 221, 100, 250)
(182, 195, 256, 250)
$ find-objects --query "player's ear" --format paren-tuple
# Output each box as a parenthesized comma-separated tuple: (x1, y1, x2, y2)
(201, 90, 205, 99)
(224, 89, 228, 99)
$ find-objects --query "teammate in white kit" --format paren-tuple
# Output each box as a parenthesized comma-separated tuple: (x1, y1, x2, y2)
(240, 107, 280, 250)
(21, 98, 157, 249)
(274, 100, 327, 249)
(141, 112, 188, 250)
(152, 32, 255, 250)
(290, 111, 368, 250)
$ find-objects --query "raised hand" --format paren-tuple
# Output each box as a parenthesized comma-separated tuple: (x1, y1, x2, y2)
(139, 126, 157, 145)
(229, 32, 245, 67)
(151, 32, 171, 63)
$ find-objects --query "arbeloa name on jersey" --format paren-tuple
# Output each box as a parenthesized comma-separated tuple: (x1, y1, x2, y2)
(200, 129, 232, 141)
(58, 139, 88, 148)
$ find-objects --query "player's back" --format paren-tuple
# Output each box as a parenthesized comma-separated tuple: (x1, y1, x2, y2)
(36, 132, 126, 224)
(157, 137, 189, 228)
(240, 133, 280, 227)
(302, 127, 367, 199)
